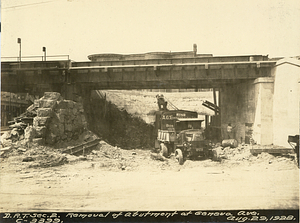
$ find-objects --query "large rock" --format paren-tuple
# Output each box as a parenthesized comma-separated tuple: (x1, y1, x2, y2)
(24, 126, 35, 142)
(43, 92, 62, 101)
(35, 126, 46, 137)
(30, 92, 87, 144)
(74, 102, 84, 112)
(45, 133, 57, 144)
(65, 124, 73, 132)
(72, 107, 78, 116)
(33, 117, 49, 127)
(58, 108, 68, 116)
(56, 113, 65, 122)
(38, 99, 57, 109)
(58, 123, 65, 134)
(48, 123, 63, 136)
(81, 115, 87, 127)
(37, 108, 53, 117)
(56, 100, 69, 109)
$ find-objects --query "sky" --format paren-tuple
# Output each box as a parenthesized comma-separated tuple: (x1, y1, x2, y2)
(1, 0, 300, 61)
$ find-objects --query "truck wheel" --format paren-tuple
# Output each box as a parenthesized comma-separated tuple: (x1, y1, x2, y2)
(175, 149, 184, 165)
(160, 143, 168, 158)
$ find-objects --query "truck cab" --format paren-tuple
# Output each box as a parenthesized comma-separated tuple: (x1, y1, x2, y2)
(155, 109, 204, 155)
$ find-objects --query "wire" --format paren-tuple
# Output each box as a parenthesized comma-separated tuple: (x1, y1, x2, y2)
(2, 0, 58, 10)
(164, 97, 178, 110)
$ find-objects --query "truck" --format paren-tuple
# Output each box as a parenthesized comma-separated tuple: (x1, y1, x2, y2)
(154, 101, 212, 164)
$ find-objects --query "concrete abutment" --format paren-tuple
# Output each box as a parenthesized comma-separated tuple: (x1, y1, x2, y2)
(220, 78, 274, 145)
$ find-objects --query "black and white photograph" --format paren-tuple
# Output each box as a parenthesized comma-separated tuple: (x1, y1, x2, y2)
(0, 0, 299, 222)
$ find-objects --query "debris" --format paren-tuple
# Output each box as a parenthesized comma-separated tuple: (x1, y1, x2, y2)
(212, 147, 225, 161)
(17, 148, 27, 152)
(62, 138, 100, 155)
(65, 154, 80, 163)
(150, 153, 167, 161)
(0, 146, 13, 158)
(221, 139, 238, 148)
(79, 156, 87, 161)
(126, 166, 132, 171)
(9, 122, 27, 130)
(24, 126, 35, 143)
(32, 138, 44, 145)
(23, 157, 34, 162)
(0, 146, 12, 152)
(250, 146, 294, 155)
(20, 176, 34, 179)
(30, 154, 68, 168)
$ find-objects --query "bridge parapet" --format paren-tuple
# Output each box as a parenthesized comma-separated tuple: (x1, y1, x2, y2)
(1, 60, 70, 70)
(75, 54, 269, 68)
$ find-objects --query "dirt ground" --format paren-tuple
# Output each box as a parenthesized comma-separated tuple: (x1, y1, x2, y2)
(0, 90, 299, 212)
(0, 140, 299, 212)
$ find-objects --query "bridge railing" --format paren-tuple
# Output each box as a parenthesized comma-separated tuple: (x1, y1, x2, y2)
(1, 55, 70, 62)
(1, 55, 71, 70)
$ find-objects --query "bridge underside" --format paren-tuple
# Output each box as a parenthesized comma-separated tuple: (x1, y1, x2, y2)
(1, 60, 274, 96)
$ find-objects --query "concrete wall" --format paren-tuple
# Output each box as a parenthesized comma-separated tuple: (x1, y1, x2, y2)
(252, 78, 274, 145)
(220, 81, 256, 144)
(272, 58, 300, 147)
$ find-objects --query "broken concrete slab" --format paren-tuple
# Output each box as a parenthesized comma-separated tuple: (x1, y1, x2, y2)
(0, 146, 12, 152)
(33, 117, 50, 127)
(44, 92, 62, 101)
(32, 138, 45, 145)
(37, 108, 53, 117)
(17, 148, 27, 152)
(38, 99, 57, 109)
(250, 148, 294, 155)
(222, 139, 238, 148)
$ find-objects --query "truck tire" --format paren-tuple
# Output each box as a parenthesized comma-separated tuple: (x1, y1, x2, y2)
(175, 149, 184, 165)
(160, 143, 168, 158)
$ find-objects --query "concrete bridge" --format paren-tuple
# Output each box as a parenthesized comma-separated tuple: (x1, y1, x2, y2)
(1, 52, 299, 148)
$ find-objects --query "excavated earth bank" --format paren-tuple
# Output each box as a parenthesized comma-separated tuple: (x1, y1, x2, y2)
(84, 97, 155, 150)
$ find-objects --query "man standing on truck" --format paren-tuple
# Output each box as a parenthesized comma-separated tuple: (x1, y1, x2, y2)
(156, 94, 168, 111)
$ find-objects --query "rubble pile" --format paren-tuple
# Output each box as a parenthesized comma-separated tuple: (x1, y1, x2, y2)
(89, 141, 136, 170)
(0, 92, 93, 167)
(21, 147, 69, 168)
(212, 144, 252, 161)
(1, 92, 88, 149)
(31, 92, 87, 145)
(95, 141, 122, 159)
(212, 144, 296, 167)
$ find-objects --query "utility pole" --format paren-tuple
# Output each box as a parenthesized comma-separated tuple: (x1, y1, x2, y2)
(42, 47, 46, 61)
(17, 38, 21, 67)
